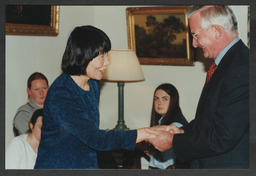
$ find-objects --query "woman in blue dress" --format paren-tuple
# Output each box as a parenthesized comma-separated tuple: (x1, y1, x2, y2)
(34, 25, 160, 169)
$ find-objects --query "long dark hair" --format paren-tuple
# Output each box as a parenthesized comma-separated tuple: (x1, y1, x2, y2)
(150, 83, 184, 126)
(61, 25, 111, 75)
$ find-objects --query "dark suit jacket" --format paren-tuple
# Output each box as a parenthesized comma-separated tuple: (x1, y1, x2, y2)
(173, 40, 249, 169)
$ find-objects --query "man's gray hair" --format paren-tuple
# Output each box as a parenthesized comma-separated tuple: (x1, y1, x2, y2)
(187, 5, 238, 36)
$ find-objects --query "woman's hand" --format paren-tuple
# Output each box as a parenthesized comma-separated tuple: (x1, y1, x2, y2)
(135, 124, 184, 143)
(136, 128, 156, 143)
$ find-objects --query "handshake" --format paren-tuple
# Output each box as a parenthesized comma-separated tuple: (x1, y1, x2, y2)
(137, 124, 184, 152)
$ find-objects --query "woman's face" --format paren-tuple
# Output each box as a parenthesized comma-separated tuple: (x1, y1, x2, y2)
(30, 116, 43, 142)
(27, 79, 49, 107)
(154, 89, 170, 116)
(86, 53, 109, 80)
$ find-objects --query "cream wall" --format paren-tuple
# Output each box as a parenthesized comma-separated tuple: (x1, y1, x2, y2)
(5, 5, 249, 152)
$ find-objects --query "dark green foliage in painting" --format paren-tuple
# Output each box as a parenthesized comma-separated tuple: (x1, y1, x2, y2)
(135, 15, 186, 58)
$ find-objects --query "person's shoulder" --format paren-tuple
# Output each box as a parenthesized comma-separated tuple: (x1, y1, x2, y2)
(8, 134, 28, 146)
(52, 73, 79, 89)
(16, 100, 40, 113)
(49, 73, 67, 88)
(47, 74, 71, 93)
(46, 73, 79, 100)
(17, 102, 29, 109)
(6, 135, 28, 157)
(227, 40, 249, 70)
(235, 39, 249, 51)
(16, 102, 32, 112)
(14, 134, 28, 140)
(231, 40, 249, 61)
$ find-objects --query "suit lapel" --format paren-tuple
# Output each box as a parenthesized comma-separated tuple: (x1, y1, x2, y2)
(195, 40, 243, 117)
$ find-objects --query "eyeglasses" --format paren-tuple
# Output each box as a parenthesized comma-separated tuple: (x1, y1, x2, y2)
(192, 29, 204, 40)
(192, 26, 211, 40)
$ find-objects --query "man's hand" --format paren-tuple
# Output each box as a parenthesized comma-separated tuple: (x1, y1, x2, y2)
(165, 124, 184, 134)
(150, 125, 168, 131)
(145, 129, 174, 152)
(150, 125, 184, 134)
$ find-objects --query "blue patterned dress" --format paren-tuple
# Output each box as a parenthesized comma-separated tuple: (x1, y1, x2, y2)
(34, 73, 137, 169)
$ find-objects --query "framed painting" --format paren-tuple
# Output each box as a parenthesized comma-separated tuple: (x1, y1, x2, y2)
(6, 5, 60, 36)
(126, 6, 194, 65)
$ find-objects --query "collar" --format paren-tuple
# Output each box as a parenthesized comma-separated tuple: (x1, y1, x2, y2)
(214, 37, 240, 66)
(158, 116, 164, 125)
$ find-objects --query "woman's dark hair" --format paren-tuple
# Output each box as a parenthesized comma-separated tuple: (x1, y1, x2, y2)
(27, 72, 48, 89)
(61, 25, 111, 75)
(27, 108, 43, 133)
(150, 83, 183, 126)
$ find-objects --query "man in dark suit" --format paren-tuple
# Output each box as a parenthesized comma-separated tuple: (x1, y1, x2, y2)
(147, 5, 249, 169)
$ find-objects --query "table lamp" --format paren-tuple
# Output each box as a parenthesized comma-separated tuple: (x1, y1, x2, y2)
(103, 49, 145, 130)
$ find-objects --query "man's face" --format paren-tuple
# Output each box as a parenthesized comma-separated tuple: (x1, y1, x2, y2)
(189, 13, 217, 59)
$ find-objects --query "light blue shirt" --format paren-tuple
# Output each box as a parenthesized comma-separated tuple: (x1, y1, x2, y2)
(149, 117, 183, 169)
(214, 37, 240, 66)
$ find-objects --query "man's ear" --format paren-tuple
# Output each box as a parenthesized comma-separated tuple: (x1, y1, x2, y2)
(212, 25, 222, 39)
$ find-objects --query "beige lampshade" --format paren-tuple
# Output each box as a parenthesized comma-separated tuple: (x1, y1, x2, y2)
(103, 49, 145, 82)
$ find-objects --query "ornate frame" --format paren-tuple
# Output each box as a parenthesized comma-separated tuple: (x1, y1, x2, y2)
(126, 6, 194, 66)
(6, 5, 60, 36)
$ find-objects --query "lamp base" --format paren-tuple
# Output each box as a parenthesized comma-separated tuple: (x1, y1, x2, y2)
(113, 123, 129, 131)
(112, 81, 129, 131)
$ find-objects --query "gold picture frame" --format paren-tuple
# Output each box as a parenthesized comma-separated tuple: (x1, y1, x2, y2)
(126, 6, 194, 65)
(6, 5, 60, 36)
